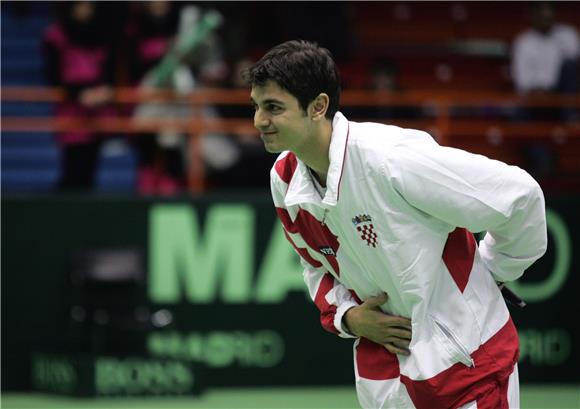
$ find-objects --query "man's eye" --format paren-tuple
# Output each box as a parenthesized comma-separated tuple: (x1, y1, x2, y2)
(268, 105, 282, 113)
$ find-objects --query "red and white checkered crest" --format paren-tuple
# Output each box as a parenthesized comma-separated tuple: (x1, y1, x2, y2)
(352, 214, 378, 248)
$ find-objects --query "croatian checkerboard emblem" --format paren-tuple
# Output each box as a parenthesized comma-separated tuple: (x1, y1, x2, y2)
(352, 214, 378, 247)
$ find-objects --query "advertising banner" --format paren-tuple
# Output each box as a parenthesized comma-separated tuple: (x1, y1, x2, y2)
(2, 195, 577, 390)
(31, 353, 203, 397)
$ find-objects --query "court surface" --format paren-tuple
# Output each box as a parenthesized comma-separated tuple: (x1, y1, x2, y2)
(2, 385, 579, 408)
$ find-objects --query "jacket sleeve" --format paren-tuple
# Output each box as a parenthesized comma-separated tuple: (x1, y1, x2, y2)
(385, 132, 548, 283)
(271, 161, 359, 338)
(301, 259, 359, 338)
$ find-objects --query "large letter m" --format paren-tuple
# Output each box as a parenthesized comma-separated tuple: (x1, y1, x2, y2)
(149, 204, 254, 304)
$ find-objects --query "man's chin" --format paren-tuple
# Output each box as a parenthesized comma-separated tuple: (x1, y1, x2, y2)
(263, 143, 283, 154)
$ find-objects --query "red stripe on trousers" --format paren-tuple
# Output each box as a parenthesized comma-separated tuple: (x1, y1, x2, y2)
(400, 318, 519, 409)
(442, 227, 476, 293)
(314, 274, 339, 335)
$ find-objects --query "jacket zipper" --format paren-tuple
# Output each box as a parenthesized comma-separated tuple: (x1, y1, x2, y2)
(321, 209, 328, 226)
(433, 319, 475, 368)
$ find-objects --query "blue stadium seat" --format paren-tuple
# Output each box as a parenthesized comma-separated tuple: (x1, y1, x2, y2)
(1, 5, 56, 191)
(1, 146, 60, 168)
(1, 169, 60, 191)
(1, 38, 43, 61)
(1, 131, 54, 146)
(2, 102, 54, 116)
(95, 141, 138, 192)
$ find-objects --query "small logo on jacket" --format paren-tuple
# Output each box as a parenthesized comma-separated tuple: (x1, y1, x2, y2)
(352, 214, 378, 248)
(319, 246, 336, 256)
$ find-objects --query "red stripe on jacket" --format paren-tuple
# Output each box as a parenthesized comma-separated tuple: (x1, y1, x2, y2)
(276, 207, 340, 276)
(356, 337, 400, 380)
(314, 274, 339, 335)
(442, 227, 476, 293)
(282, 229, 322, 268)
(275, 152, 298, 184)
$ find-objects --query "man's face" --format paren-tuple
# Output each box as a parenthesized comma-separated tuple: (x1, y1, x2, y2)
(533, 4, 555, 34)
(72, 1, 95, 23)
(250, 80, 312, 154)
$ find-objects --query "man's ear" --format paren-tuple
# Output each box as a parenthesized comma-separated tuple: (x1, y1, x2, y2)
(309, 93, 330, 120)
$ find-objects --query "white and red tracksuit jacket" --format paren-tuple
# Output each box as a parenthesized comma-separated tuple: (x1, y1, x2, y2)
(270, 112, 547, 409)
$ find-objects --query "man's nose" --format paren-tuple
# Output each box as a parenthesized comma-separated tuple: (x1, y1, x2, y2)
(254, 109, 270, 129)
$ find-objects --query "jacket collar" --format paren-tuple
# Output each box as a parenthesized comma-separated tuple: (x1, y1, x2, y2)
(285, 112, 349, 208)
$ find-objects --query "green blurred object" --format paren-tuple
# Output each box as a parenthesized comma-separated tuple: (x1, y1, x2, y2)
(2, 385, 579, 408)
(148, 9, 222, 87)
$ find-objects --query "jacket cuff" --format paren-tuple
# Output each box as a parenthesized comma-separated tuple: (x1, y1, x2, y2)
(478, 240, 524, 283)
(334, 300, 360, 338)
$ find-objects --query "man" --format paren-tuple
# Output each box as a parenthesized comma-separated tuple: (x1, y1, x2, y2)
(512, 1, 579, 95)
(247, 40, 547, 409)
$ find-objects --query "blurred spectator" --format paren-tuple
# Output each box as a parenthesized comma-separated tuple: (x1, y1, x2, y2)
(43, 1, 117, 190)
(511, 2, 579, 96)
(125, 1, 184, 195)
(127, 1, 233, 194)
(175, 5, 239, 190)
(125, 1, 180, 86)
(510, 2, 579, 178)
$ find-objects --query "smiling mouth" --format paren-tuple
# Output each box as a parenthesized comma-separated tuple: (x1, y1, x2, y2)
(261, 131, 277, 140)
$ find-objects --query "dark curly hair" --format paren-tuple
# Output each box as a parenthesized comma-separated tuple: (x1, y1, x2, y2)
(246, 40, 341, 119)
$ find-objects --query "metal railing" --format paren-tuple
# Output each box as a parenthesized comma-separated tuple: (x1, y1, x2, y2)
(2, 86, 579, 193)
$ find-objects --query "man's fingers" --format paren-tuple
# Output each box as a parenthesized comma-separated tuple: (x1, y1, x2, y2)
(363, 292, 389, 309)
(386, 327, 412, 340)
(392, 337, 411, 350)
(384, 342, 410, 356)
(380, 336, 411, 349)
(383, 315, 412, 330)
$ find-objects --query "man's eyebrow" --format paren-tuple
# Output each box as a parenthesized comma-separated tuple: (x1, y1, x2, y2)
(250, 97, 285, 105)
(263, 98, 284, 105)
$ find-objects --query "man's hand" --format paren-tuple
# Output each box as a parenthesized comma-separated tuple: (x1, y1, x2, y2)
(343, 292, 412, 356)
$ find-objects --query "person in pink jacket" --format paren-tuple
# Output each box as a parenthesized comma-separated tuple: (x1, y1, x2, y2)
(247, 40, 547, 409)
(43, 1, 117, 190)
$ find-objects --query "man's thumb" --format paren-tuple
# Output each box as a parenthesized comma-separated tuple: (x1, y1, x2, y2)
(363, 292, 389, 309)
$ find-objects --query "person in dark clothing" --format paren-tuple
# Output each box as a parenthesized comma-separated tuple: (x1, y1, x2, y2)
(43, 1, 117, 190)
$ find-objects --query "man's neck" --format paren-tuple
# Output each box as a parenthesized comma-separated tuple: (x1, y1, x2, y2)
(295, 119, 332, 187)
